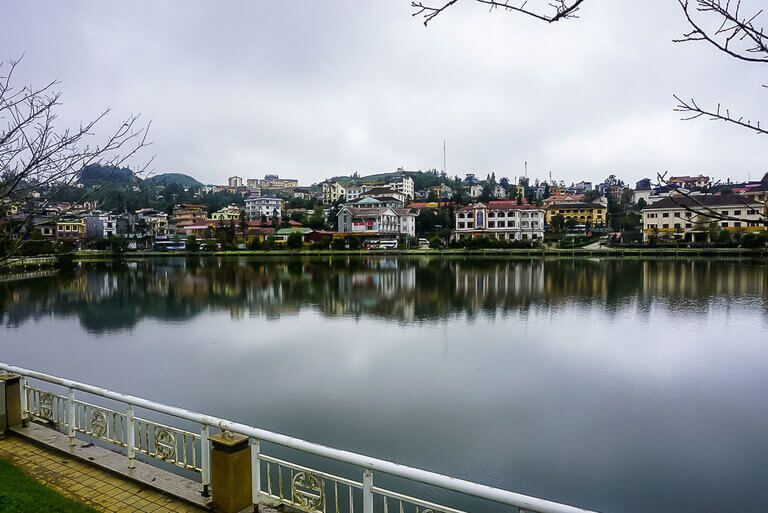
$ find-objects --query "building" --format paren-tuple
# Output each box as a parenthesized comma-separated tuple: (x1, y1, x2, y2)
(429, 183, 453, 200)
(668, 175, 710, 190)
(55, 218, 87, 240)
(245, 196, 283, 220)
(251, 174, 299, 190)
(387, 175, 415, 200)
(452, 201, 545, 242)
(641, 194, 766, 242)
(546, 202, 607, 226)
(346, 196, 404, 210)
(83, 211, 122, 239)
(228, 176, 243, 188)
(359, 187, 407, 204)
(172, 204, 207, 229)
(492, 185, 507, 199)
(212, 205, 242, 221)
(337, 207, 417, 237)
(322, 181, 347, 204)
(469, 184, 483, 199)
(135, 209, 169, 237)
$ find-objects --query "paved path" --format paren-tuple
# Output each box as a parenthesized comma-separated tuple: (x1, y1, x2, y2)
(0, 434, 207, 513)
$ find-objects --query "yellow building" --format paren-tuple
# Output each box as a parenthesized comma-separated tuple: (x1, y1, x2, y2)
(211, 205, 241, 221)
(55, 219, 87, 240)
(546, 202, 607, 226)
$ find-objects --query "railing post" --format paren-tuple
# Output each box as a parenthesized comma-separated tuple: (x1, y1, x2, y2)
(19, 377, 28, 427)
(66, 387, 76, 448)
(127, 406, 136, 469)
(363, 470, 373, 513)
(250, 439, 261, 512)
(201, 424, 211, 497)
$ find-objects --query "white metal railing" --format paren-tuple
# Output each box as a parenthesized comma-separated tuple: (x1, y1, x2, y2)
(0, 363, 598, 513)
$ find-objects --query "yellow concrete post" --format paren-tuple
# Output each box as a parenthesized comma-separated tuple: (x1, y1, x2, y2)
(0, 375, 22, 432)
(209, 432, 252, 513)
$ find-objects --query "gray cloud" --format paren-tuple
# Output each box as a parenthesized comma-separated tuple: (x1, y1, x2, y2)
(2, 0, 766, 185)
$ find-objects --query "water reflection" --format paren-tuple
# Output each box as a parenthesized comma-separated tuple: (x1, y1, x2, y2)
(2, 257, 767, 333)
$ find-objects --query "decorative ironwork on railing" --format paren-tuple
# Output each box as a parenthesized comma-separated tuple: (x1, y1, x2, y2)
(0, 363, 599, 513)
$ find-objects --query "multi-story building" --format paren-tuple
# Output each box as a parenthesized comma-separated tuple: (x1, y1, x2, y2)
(452, 201, 545, 242)
(172, 204, 208, 229)
(212, 205, 242, 221)
(55, 218, 87, 240)
(641, 195, 766, 242)
(228, 176, 243, 188)
(83, 211, 122, 239)
(249, 174, 299, 189)
(546, 202, 607, 226)
(322, 181, 347, 204)
(492, 184, 507, 199)
(429, 183, 453, 200)
(245, 196, 283, 220)
(469, 184, 483, 199)
(135, 208, 169, 237)
(337, 207, 416, 237)
(387, 175, 415, 200)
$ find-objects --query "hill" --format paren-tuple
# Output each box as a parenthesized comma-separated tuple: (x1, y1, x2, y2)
(77, 164, 136, 186)
(143, 173, 202, 188)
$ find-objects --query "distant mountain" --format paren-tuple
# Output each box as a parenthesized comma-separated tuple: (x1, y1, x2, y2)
(143, 173, 202, 188)
(78, 164, 136, 186)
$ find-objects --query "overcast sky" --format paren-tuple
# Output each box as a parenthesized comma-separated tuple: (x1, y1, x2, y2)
(2, 0, 766, 186)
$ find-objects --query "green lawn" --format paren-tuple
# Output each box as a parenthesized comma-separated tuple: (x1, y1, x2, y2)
(0, 458, 96, 513)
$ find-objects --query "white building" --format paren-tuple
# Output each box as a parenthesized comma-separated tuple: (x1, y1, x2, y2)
(469, 184, 483, 199)
(337, 207, 417, 237)
(245, 196, 283, 220)
(452, 201, 545, 242)
(387, 175, 415, 200)
(83, 211, 120, 239)
(228, 176, 243, 188)
(492, 184, 507, 199)
(322, 181, 347, 204)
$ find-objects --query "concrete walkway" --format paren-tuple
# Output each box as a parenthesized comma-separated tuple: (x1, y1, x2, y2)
(0, 434, 208, 513)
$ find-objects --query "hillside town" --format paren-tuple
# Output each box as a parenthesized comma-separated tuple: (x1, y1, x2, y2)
(3, 166, 768, 254)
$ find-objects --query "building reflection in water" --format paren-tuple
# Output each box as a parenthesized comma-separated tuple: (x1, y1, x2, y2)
(1, 256, 766, 333)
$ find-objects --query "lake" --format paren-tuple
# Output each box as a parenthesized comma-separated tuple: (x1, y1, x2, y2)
(2, 256, 767, 513)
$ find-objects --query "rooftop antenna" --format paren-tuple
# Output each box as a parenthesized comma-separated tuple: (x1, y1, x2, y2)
(442, 140, 447, 174)
(549, 170, 552, 184)
(524, 161, 528, 178)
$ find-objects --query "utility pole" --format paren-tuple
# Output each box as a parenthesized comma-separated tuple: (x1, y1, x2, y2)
(442, 140, 447, 175)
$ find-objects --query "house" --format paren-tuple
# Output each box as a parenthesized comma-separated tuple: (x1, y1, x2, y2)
(276, 227, 314, 243)
(55, 218, 87, 240)
(322, 181, 347, 204)
(546, 202, 607, 227)
(668, 175, 710, 190)
(429, 183, 453, 200)
(641, 194, 766, 242)
(469, 184, 483, 199)
(244, 197, 282, 220)
(452, 201, 545, 242)
(228, 176, 243, 188)
(249, 174, 299, 190)
(492, 184, 507, 199)
(135, 209, 169, 237)
(83, 211, 123, 239)
(359, 187, 407, 205)
(212, 205, 241, 221)
(346, 196, 404, 210)
(337, 207, 417, 237)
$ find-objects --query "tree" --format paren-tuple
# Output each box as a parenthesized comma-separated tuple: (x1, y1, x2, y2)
(286, 233, 303, 249)
(583, 190, 601, 203)
(0, 58, 151, 264)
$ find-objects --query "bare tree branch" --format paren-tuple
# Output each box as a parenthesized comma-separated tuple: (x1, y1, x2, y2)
(673, 94, 768, 135)
(0, 56, 153, 264)
(411, 0, 584, 26)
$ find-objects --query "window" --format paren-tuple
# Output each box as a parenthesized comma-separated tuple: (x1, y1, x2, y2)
(674, 223, 681, 229)
(662, 224, 669, 228)
(488, 221, 496, 228)
(721, 210, 728, 216)
(734, 222, 742, 227)
(662, 212, 669, 218)
(721, 222, 728, 227)
(734, 210, 741, 216)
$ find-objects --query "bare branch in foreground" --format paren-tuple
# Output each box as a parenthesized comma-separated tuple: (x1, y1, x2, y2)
(411, 0, 584, 26)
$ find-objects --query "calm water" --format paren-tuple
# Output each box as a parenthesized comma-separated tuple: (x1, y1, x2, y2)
(2, 257, 768, 513)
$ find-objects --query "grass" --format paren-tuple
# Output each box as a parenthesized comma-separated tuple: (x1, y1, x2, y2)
(0, 458, 97, 513)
